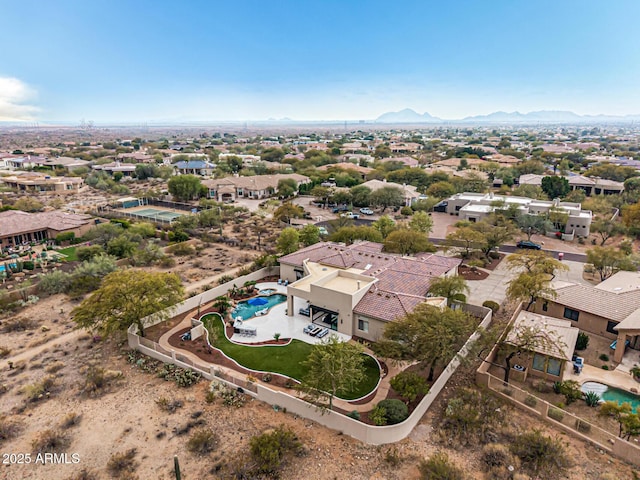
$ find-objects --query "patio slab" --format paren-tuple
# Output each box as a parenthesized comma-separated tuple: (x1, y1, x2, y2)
(229, 282, 351, 345)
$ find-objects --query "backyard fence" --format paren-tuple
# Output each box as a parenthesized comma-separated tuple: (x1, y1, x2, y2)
(128, 278, 493, 445)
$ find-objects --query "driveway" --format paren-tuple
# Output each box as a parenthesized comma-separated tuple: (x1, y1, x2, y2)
(466, 259, 589, 307)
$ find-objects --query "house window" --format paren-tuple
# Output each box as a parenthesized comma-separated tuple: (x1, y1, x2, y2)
(542, 301, 548, 312)
(546, 358, 562, 376)
(532, 354, 546, 372)
(563, 308, 579, 322)
(606, 321, 618, 335)
(358, 319, 369, 333)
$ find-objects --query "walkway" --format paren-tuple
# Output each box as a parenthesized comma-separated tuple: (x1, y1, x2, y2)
(566, 362, 640, 393)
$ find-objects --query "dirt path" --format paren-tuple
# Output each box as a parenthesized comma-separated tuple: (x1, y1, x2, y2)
(4, 329, 84, 365)
(183, 266, 245, 293)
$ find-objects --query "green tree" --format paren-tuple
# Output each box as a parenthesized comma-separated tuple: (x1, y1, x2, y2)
(426, 181, 456, 198)
(277, 178, 297, 199)
(590, 218, 623, 246)
(328, 226, 383, 244)
(310, 186, 333, 208)
(276, 227, 299, 254)
(444, 227, 487, 258)
(71, 269, 184, 337)
(389, 371, 429, 403)
(299, 224, 320, 247)
(372, 215, 396, 239)
(249, 426, 304, 476)
(623, 201, 640, 236)
(350, 185, 372, 207)
(598, 401, 639, 439)
(369, 186, 405, 212)
(168, 175, 203, 201)
(374, 144, 392, 159)
(408, 210, 433, 234)
(540, 176, 570, 199)
(428, 275, 469, 307)
(273, 203, 304, 224)
(299, 335, 365, 410)
(373, 304, 475, 382)
(213, 295, 232, 316)
(383, 229, 434, 255)
(470, 219, 515, 259)
(516, 214, 550, 240)
(586, 245, 636, 281)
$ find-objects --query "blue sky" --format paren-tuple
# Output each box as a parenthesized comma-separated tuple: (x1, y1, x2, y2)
(1, 0, 639, 122)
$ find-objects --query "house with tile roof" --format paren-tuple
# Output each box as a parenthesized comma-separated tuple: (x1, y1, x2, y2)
(531, 271, 640, 363)
(278, 241, 458, 340)
(0, 172, 85, 194)
(0, 210, 95, 249)
(518, 174, 624, 196)
(202, 174, 310, 202)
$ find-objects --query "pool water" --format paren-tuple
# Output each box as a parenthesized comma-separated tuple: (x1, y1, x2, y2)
(582, 382, 639, 413)
(258, 288, 277, 295)
(232, 294, 286, 320)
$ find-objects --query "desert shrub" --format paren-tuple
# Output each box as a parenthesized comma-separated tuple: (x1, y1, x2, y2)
(0, 346, 11, 358)
(157, 364, 200, 387)
(400, 206, 413, 216)
(384, 447, 403, 467)
(347, 410, 360, 420)
(158, 255, 176, 268)
(249, 426, 305, 475)
(67, 468, 99, 480)
(555, 380, 582, 405)
(55, 232, 76, 245)
(390, 371, 429, 403)
(60, 412, 82, 429)
(187, 428, 219, 456)
(548, 408, 564, 421)
(376, 399, 409, 425)
(575, 332, 589, 351)
(107, 449, 138, 477)
(22, 260, 34, 270)
(467, 259, 486, 268)
(418, 452, 465, 480)
(510, 430, 570, 476)
(533, 380, 551, 393)
(83, 366, 122, 396)
(76, 245, 105, 262)
(156, 397, 183, 413)
(218, 274, 234, 285)
(168, 230, 189, 243)
(524, 396, 538, 408)
(599, 353, 609, 362)
(584, 391, 601, 407)
(442, 388, 505, 445)
(500, 387, 514, 397)
(601, 365, 610, 370)
(370, 405, 387, 426)
(481, 443, 520, 480)
(166, 242, 195, 256)
(31, 429, 69, 453)
(21, 375, 56, 402)
(575, 419, 591, 433)
(45, 361, 65, 374)
(0, 416, 21, 446)
(262, 373, 272, 383)
(207, 381, 247, 407)
(2, 316, 38, 333)
(482, 300, 500, 313)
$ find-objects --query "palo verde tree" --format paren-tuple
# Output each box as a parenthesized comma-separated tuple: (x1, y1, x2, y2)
(71, 269, 184, 338)
(299, 335, 365, 410)
(383, 229, 434, 255)
(373, 304, 476, 382)
(428, 275, 470, 307)
(276, 227, 300, 255)
(168, 174, 205, 201)
(586, 246, 637, 281)
(505, 251, 568, 311)
(444, 226, 487, 259)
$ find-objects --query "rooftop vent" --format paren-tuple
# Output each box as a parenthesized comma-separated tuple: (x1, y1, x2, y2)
(364, 264, 372, 270)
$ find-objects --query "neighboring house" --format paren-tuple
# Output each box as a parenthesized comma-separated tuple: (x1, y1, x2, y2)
(218, 153, 261, 166)
(379, 156, 420, 168)
(442, 192, 593, 236)
(359, 179, 421, 206)
(505, 310, 579, 381)
(317, 162, 373, 179)
(518, 174, 624, 196)
(279, 241, 459, 340)
(93, 161, 137, 176)
(532, 271, 640, 363)
(116, 152, 155, 163)
(390, 142, 422, 153)
(202, 173, 310, 202)
(485, 153, 521, 165)
(3, 155, 47, 170)
(29, 156, 90, 172)
(434, 157, 485, 170)
(0, 173, 85, 193)
(174, 160, 216, 176)
(0, 210, 95, 249)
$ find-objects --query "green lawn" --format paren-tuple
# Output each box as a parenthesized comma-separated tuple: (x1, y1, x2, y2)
(57, 247, 78, 261)
(201, 313, 379, 400)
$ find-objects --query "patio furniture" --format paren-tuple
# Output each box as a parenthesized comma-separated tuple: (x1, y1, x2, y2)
(317, 328, 329, 339)
(572, 356, 584, 375)
(277, 279, 283, 285)
(610, 339, 630, 350)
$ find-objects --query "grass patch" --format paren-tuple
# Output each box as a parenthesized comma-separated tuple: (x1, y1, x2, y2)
(57, 247, 78, 261)
(201, 313, 379, 400)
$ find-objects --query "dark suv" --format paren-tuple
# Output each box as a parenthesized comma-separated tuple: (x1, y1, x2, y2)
(516, 240, 542, 250)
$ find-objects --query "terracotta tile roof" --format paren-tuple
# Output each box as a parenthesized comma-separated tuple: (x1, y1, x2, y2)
(548, 281, 640, 322)
(0, 210, 93, 237)
(353, 290, 426, 322)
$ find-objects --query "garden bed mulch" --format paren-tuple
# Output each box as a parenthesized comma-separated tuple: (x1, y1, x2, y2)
(459, 265, 490, 281)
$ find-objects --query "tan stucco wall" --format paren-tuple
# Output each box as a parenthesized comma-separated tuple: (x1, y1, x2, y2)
(532, 301, 617, 340)
(354, 314, 387, 342)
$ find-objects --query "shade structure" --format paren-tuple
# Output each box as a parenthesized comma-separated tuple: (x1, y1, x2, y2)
(247, 297, 268, 306)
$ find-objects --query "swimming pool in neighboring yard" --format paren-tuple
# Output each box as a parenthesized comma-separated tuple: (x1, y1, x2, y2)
(582, 381, 639, 413)
(232, 294, 287, 320)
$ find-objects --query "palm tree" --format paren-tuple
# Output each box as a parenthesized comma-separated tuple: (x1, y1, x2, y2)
(213, 295, 232, 316)
(428, 275, 470, 307)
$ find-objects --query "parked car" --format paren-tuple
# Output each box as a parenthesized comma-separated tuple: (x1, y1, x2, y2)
(317, 328, 330, 339)
(332, 205, 349, 213)
(516, 240, 542, 250)
(359, 207, 374, 215)
(299, 307, 310, 316)
(318, 226, 328, 236)
(340, 212, 360, 219)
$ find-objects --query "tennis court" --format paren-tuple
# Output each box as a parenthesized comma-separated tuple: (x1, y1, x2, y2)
(116, 207, 185, 222)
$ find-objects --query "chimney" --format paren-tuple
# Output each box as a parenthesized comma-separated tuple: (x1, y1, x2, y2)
(357, 281, 361, 289)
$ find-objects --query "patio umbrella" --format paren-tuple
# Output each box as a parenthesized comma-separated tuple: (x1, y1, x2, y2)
(247, 297, 268, 306)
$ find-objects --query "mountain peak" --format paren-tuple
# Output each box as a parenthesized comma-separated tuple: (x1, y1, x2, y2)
(376, 109, 440, 123)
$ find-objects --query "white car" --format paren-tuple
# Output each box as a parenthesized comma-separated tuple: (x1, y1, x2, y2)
(340, 212, 360, 219)
(359, 208, 374, 215)
(318, 226, 328, 235)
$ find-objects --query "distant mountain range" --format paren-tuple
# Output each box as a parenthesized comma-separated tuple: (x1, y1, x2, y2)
(375, 108, 640, 124)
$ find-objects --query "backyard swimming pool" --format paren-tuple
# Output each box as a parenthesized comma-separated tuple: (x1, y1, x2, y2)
(232, 294, 287, 320)
(582, 381, 640, 413)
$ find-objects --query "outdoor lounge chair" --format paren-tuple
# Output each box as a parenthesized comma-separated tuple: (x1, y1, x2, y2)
(277, 279, 283, 285)
(317, 328, 329, 339)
